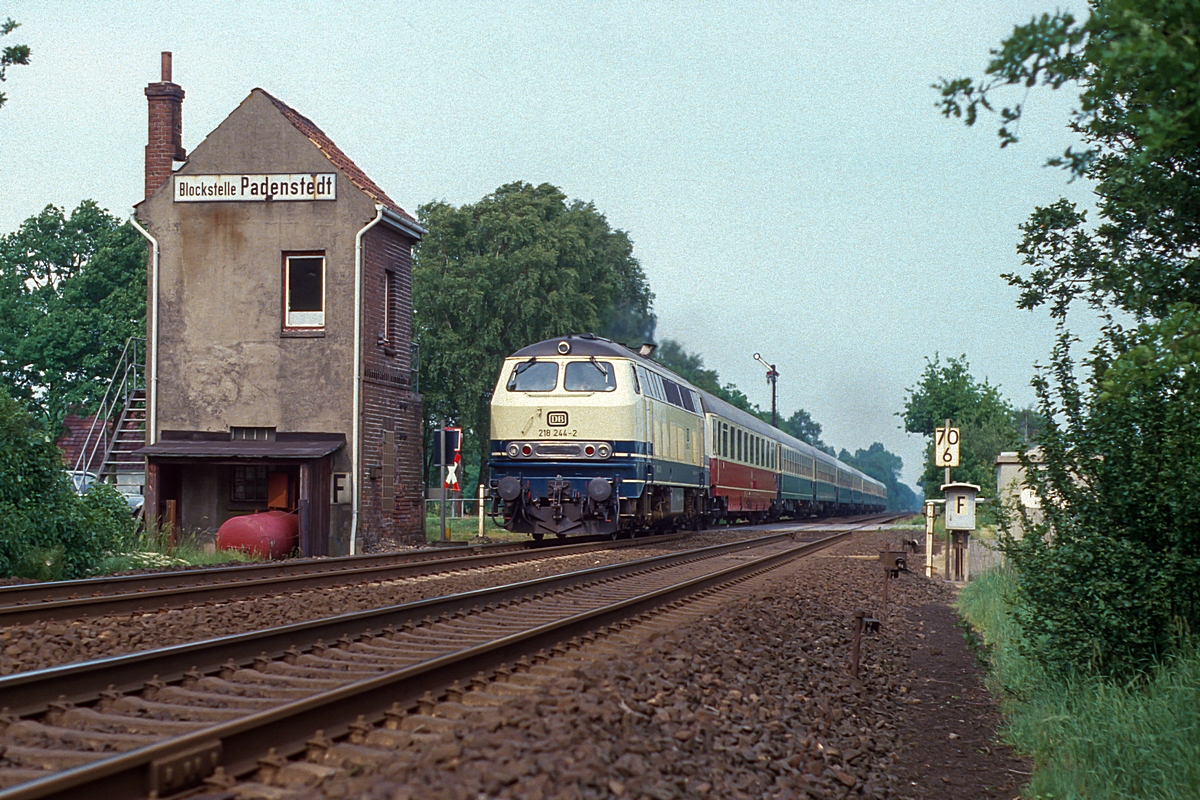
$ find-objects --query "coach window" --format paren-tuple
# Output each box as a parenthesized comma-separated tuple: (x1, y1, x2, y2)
(721, 424, 728, 458)
(565, 361, 616, 391)
(284, 253, 325, 329)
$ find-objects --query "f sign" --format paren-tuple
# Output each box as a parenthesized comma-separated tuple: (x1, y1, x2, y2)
(331, 473, 352, 505)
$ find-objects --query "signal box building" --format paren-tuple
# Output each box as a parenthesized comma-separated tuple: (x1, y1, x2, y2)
(133, 55, 425, 554)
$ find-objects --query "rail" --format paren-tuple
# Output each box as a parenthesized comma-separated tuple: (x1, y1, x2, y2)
(0, 526, 865, 799)
(0, 514, 900, 625)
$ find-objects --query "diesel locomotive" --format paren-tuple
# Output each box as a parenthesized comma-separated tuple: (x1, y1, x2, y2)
(488, 334, 887, 538)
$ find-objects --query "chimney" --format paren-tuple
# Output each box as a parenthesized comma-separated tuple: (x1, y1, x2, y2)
(144, 51, 186, 200)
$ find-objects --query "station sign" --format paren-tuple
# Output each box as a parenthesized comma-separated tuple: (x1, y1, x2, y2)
(174, 173, 337, 202)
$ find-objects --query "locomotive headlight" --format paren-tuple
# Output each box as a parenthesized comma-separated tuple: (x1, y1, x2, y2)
(584, 445, 596, 457)
(507, 443, 520, 458)
(521, 444, 533, 456)
(597, 444, 611, 459)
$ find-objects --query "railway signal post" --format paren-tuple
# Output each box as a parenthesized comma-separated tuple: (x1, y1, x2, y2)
(753, 353, 779, 427)
(435, 427, 462, 543)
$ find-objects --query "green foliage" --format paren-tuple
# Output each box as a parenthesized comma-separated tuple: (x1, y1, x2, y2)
(944, 1, 1200, 679)
(838, 442, 921, 511)
(901, 354, 1017, 497)
(652, 339, 759, 414)
(91, 528, 262, 574)
(959, 569, 1200, 799)
(1004, 307, 1200, 677)
(653, 339, 836, 452)
(938, 1, 1200, 321)
(0, 201, 147, 429)
(0, 17, 29, 111)
(779, 408, 834, 454)
(0, 385, 135, 579)
(413, 182, 655, 486)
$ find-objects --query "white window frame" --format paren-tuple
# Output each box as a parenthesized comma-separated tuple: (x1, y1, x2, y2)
(284, 253, 326, 329)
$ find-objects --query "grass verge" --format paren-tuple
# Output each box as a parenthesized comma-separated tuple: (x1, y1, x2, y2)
(423, 515, 529, 543)
(958, 568, 1200, 799)
(92, 530, 262, 574)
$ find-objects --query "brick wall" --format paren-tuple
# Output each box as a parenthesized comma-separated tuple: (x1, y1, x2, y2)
(358, 223, 424, 547)
(144, 81, 185, 200)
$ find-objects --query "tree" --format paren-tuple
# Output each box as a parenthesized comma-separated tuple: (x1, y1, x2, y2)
(900, 354, 1017, 497)
(0, 202, 147, 430)
(937, 2, 1200, 322)
(653, 339, 758, 412)
(413, 182, 655, 489)
(0, 17, 29, 111)
(939, 1, 1200, 676)
(779, 408, 834, 454)
(839, 442, 921, 512)
(0, 384, 135, 579)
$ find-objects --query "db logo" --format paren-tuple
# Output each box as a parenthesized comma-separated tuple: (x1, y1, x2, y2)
(547, 411, 569, 427)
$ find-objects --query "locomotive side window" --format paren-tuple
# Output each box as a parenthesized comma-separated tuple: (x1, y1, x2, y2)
(507, 360, 558, 392)
(631, 364, 641, 394)
(663, 380, 683, 407)
(679, 387, 696, 413)
(565, 360, 616, 391)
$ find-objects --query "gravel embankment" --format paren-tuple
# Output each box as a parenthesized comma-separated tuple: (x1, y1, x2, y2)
(262, 530, 960, 800)
(0, 529, 780, 676)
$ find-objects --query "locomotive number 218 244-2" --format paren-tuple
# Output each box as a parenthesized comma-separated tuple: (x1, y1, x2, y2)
(538, 429, 579, 438)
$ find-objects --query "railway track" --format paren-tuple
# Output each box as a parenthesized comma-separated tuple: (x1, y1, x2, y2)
(0, 518, 897, 799)
(0, 515, 894, 625)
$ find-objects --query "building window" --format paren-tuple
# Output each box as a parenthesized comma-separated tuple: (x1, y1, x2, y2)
(382, 270, 397, 344)
(230, 426, 276, 441)
(284, 253, 325, 328)
(232, 465, 269, 502)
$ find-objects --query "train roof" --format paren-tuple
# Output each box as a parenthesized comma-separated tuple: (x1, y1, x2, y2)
(510, 334, 659, 365)
(506, 335, 885, 493)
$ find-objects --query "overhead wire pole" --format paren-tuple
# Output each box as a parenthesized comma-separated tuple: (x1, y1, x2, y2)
(753, 353, 779, 427)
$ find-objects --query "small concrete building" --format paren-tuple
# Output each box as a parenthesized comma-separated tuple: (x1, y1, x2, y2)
(133, 54, 425, 554)
(994, 447, 1043, 538)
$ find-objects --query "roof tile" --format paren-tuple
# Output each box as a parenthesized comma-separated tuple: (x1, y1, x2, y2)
(257, 89, 414, 221)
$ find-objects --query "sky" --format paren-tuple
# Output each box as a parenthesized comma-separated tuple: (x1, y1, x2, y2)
(0, 1, 1095, 488)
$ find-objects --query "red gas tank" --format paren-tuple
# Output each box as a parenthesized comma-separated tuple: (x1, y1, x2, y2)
(216, 510, 298, 559)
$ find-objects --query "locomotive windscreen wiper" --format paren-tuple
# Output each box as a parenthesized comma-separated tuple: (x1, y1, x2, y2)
(588, 356, 609, 377)
(512, 356, 538, 375)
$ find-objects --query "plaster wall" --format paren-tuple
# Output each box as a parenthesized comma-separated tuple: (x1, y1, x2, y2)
(136, 91, 376, 444)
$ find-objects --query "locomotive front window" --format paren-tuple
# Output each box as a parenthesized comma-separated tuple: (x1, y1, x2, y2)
(507, 360, 559, 392)
(564, 360, 616, 391)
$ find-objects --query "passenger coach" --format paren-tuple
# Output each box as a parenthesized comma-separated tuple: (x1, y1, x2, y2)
(488, 335, 886, 537)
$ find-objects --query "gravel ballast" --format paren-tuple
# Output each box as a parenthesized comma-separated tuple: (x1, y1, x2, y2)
(0, 529, 785, 676)
(224, 529, 1022, 800)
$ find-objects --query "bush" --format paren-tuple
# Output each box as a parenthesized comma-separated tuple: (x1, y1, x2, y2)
(1002, 306, 1200, 678)
(0, 386, 134, 579)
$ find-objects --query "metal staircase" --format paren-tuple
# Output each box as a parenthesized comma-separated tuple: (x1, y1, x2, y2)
(74, 338, 147, 503)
